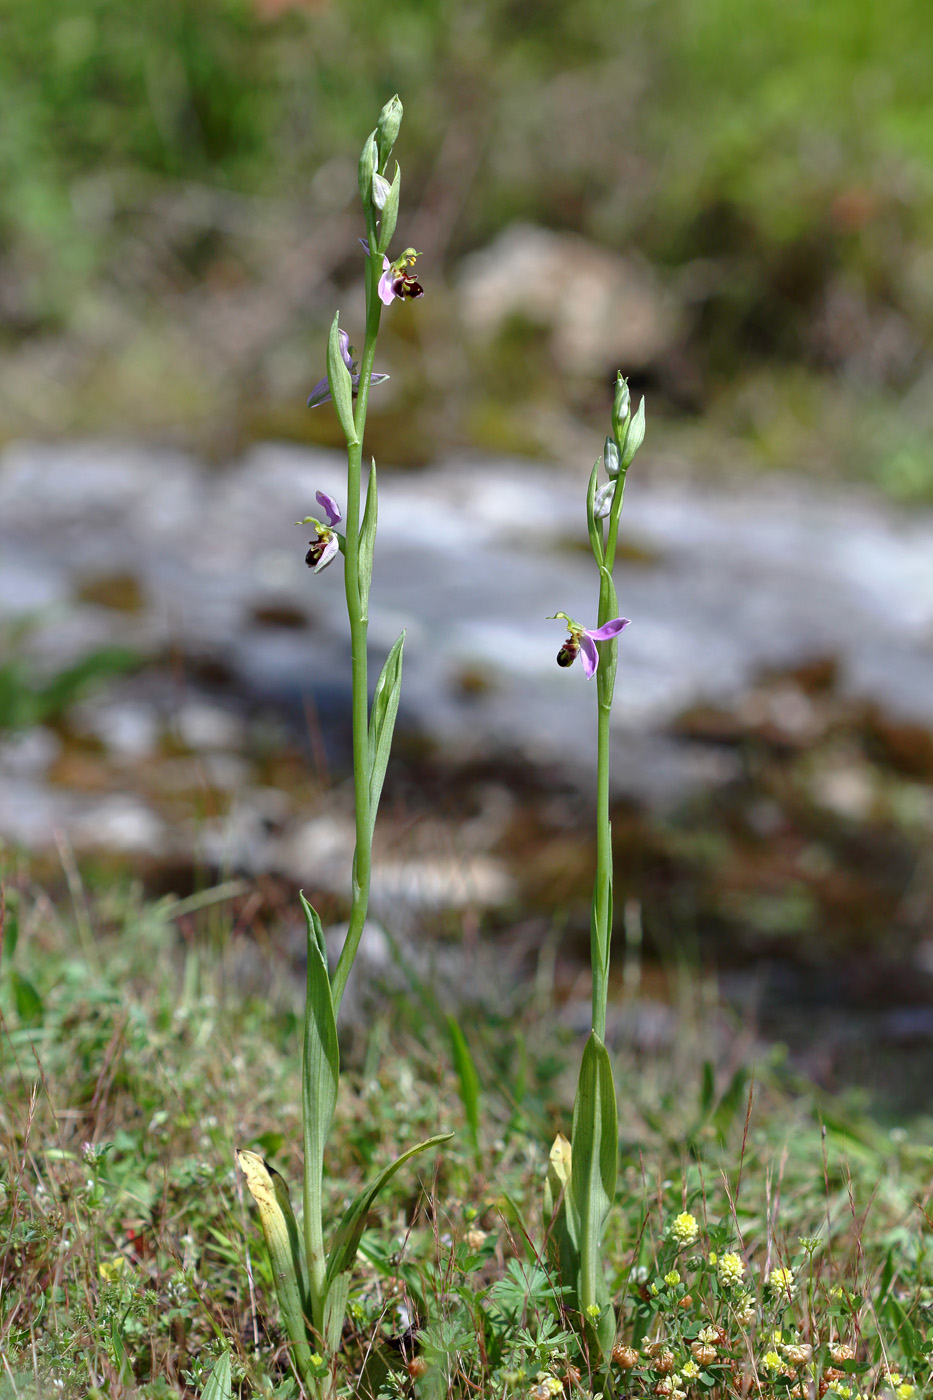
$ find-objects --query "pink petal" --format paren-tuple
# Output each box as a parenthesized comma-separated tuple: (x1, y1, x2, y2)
(377, 264, 396, 306)
(313, 533, 339, 573)
(306, 376, 331, 408)
(580, 633, 599, 678)
(315, 490, 342, 527)
(587, 618, 630, 641)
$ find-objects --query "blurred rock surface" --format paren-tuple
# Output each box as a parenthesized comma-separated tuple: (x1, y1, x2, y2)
(1, 437, 932, 891)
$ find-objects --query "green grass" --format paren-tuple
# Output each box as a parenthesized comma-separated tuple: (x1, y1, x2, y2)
(2, 0, 932, 482)
(2, 867, 932, 1397)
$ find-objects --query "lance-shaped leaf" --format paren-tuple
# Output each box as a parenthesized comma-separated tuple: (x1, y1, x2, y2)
(367, 632, 405, 838)
(326, 313, 359, 446)
(326, 1132, 453, 1286)
(375, 163, 401, 256)
(589, 867, 613, 1001)
(200, 1349, 232, 1400)
(358, 458, 378, 617)
(323, 1271, 351, 1355)
(586, 458, 604, 566)
(595, 564, 621, 712)
(570, 1032, 618, 1357)
(237, 1150, 315, 1378)
(299, 892, 339, 1313)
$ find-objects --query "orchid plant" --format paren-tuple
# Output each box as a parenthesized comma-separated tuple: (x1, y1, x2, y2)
(544, 375, 645, 1373)
(235, 98, 449, 1400)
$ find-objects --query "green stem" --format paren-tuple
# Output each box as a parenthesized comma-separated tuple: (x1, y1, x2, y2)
(592, 690, 612, 1041)
(590, 471, 626, 1040)
(331, 237, 382, 1017)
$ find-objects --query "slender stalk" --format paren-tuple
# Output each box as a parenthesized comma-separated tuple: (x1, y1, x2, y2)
(331, 239, 382, 1015)
(591, 688, 612, 1041)
(590, 452, 628, 1038)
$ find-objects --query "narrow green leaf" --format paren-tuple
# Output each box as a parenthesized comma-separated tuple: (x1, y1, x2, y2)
(447, 1014, 482, 1164)
(11, 970, 43, 1025)
(367, 631, 405, 837)
(326, 1132, 453, 1286)
(375, 162, 401, 255)
(110, 1318, 132, 1383)
(700, 1060, 715, 1115)
(200, 1349, 232, 1400)
(326, 312, 359, 446)
(1, 905, 19, 964)
(272, 1164, 307, 1303)
(586, 458, 604, 565)
(596, 563, 620, 711)
(299, 893, 339, 1282)
(323, 1271, 350, 1354)
(358, 458, 378, 616)
(570, 1032, 618, 1355)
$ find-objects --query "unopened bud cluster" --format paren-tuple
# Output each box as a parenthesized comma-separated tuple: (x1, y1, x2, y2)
(593, 372, 646, 525)
(359, 95, 404, 252)
(610, 373, 646, 475)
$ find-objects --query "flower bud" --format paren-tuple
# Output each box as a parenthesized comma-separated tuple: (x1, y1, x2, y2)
(376, 94, 403, 170)
(604, 434, 621, 478)
(621, 396, 646, 468)
(612, 373, 631, 444)
(358, 130, 377, 206)
(371, 173, 392, 210)
(594, 481, 615, 519)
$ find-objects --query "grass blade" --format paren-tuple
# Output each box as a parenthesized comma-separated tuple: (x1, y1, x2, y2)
(447, 1013, 482, 1166)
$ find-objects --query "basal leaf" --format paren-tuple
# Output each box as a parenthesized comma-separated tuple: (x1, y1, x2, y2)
(326, 1132, 453, 1286)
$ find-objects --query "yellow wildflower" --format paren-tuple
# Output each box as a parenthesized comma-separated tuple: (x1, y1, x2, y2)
(782, 1344, 812, 1366)
(671, 1212, 699, 1246)
(768, 1267, 795, 1301)
(763, 1352, 783, 1372)
(664, 1270, 682, 1287)
(717, 1252, 745, 1287)
(681, 1360, 701, 1380)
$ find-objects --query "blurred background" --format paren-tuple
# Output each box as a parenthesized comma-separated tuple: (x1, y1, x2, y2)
(2, 0, 933, 1114)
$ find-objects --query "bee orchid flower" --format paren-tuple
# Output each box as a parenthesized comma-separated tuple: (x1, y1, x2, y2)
(306, 329, 389, 409)
(360, 238, 424, 305)
(297, 490, 344, 573)
(549, 612, 630, 679)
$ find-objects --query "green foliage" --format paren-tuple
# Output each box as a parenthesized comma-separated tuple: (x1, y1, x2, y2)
(446, 1013, 482, 1167)
(0, 632, 139, 731)
(199, 1348, 232, 1400)
(2, 0, 931, 339)
(3, 872, 932, 1396)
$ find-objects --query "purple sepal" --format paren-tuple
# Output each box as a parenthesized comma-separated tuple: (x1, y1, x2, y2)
(315, 490, 342, 527)
(580, 633, 599, 678)
(588, 618, 630, 642)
